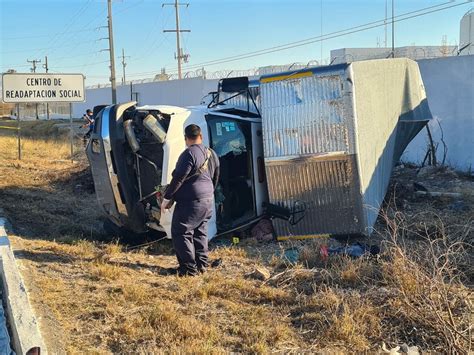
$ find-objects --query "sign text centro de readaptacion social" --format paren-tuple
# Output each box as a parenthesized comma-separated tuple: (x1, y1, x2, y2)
(2, 73, 85, 103)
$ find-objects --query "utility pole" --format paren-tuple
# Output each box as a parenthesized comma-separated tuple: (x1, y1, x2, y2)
(320, 0, 323, 64)
(107, 0, 117, 104)
(391, 0, 395, 58)
(120, 48, 130, 85)
(384, 0, 388, 48)
(163, 0, 190, 80)
(28, 58, 41, 120)
(43, 56, 50, 120)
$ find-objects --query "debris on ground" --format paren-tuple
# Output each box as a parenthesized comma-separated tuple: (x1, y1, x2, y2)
(250, 218, 274, 242)
(248, 266, 271, 281)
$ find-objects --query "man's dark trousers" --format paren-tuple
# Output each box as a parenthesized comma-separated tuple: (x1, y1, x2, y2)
(171, 197, 213, 275)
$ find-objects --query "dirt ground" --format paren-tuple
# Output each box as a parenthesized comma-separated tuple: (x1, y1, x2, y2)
(0, 135, 472, 353)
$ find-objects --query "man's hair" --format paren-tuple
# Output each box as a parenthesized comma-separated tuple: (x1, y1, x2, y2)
(184, 124, 201, 139)
(86, 109, 92, 114)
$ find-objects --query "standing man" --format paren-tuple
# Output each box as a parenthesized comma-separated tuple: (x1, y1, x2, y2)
(162, 124, 220, 276)
(82, 109, 95, 141)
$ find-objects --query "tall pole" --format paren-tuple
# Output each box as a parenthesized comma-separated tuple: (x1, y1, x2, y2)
(384, 0, 388, 48)
(28, 59, 41, 119)
(43, 56, 50, 120)
(320, 0, 323, 64)
(391, 0, 395, 58)
(175, 0, 182, 78)
(120, 48, 130, 85)
(107, 0, 117, 104)
(163, 1, 190, 80)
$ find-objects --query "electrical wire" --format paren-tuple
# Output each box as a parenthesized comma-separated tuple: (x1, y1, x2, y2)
(1, 28, 97, 41)
(37, 0, 94, 57)
(126, 0, 469, 77)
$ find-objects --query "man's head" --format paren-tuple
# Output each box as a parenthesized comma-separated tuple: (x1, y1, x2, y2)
(86, 109, 93, 116)
(184, 124, 202, 147)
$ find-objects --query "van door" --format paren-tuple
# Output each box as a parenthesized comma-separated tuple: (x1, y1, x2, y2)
(206, 115, 257, 232)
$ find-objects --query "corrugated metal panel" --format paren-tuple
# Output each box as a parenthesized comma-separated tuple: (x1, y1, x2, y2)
(266, 154, 363, 236)
(260, 70, 355, 159)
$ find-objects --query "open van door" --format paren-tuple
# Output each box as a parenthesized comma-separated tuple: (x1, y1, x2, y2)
(206, 115, 268, 233)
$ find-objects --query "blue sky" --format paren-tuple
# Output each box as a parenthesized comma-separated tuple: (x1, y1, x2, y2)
(1, 0, 471, 85)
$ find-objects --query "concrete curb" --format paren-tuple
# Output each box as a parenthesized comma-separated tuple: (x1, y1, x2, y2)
(0, 217, 47, 355)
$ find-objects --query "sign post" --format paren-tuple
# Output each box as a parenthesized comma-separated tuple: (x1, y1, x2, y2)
(16, 104, 21, 160)
(69, 103, 73, 162)
(2, 73, 85, 161)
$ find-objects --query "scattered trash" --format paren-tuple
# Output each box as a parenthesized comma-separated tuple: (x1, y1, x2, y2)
(381, 342, 419, 354)
(276, 234, 330, 241)
(250, 218, 274, 242)
(413, 182, 428, 192)
(248, 266, 271, 281)
(416, 165, 439, 178)
(321, 243, 380, 259)
(447, 200, 470, 212)
(283, 247, 299, 264)
(415, 191, 462, 198)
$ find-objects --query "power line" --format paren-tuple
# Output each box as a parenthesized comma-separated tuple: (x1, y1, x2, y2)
(1, 40, 98, 55)
(41, 0, 94, 57)
(181, 0, 460, 70)
(127, 0, 468, 77)
(1, 28, 97, 41)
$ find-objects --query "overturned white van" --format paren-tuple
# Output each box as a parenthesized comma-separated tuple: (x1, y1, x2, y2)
(87, 59, 431, 240)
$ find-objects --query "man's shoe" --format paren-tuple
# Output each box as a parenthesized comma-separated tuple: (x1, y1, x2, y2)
(211, 258, 222, 268)
(177, 267, 198, 277)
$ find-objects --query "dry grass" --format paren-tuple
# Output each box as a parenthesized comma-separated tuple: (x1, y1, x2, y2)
(0, 135, 72, 161)
(1, 137, 472, 353)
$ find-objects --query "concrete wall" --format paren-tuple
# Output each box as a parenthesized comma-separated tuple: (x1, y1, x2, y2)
(330, 46, 457, 64)
(402, 55, 474, 172)
(73, 77, 218, 117)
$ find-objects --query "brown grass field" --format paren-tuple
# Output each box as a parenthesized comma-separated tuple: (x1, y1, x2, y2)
(0, 125, 472, 353)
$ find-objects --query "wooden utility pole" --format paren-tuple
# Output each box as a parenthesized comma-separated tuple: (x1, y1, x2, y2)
(163, 0, 190, 80)
(391, 0, 395, 58)
(27, 58, 41, 119)
(107, 0, 117, 103)
(384, 0, 388, 48)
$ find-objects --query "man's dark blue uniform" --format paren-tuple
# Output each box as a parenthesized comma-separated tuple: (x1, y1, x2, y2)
(162, 124, 219, 276)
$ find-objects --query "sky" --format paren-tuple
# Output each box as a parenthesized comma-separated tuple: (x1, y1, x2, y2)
(1, 0, 472, 86)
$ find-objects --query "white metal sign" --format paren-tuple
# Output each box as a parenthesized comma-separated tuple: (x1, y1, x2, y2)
(2, 73, 85, 103)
